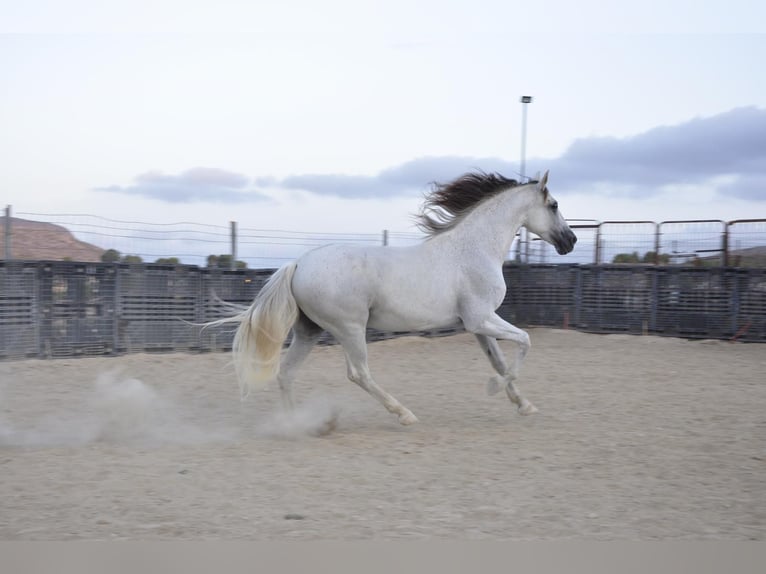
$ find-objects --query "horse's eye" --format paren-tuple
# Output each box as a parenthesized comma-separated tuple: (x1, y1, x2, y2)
(550, 201, 558, 211)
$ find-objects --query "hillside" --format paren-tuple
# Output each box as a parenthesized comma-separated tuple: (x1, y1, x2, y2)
(0, 217, 105, 262)
(726, 245, 766, 267)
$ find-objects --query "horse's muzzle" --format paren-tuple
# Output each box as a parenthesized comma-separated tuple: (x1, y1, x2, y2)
(553, 229, 577, 255)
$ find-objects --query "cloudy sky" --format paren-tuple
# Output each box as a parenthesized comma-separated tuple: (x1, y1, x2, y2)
(2, 1, 766, 243)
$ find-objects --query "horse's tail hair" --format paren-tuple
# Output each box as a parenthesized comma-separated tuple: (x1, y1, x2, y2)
(208, 262, 299, 399)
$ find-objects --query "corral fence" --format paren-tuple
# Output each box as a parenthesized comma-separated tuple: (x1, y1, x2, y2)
(520, 218, 766, 267)
(1, 260, 764, 360)
(500, 264, 765, 342)
(3, 209, 766, 268)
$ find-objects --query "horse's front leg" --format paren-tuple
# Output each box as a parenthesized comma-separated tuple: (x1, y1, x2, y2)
(469, 318, 538, 415)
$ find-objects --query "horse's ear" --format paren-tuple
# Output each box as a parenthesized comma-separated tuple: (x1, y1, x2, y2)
(537, 170, 549, 196)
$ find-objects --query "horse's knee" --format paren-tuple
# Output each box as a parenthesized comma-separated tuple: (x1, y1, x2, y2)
(346, 367, 365, 387)
(518, 331, 531, 353)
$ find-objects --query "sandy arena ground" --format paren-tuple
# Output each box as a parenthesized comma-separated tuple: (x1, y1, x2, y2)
(1, 329, 764, 540)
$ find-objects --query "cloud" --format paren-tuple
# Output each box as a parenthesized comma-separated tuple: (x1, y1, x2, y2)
(550, 106, 766, 198)
(261, 107, 766, 202)
(96, 167, 270, 203)
(97, 108, 766, 205)
(259, 156, 518, 199)
(714, 173, 766, 202)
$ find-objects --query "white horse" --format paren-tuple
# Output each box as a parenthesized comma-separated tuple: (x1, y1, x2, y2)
(217, 170, 576, 425)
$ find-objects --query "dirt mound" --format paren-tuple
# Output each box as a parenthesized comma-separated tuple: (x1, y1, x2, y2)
(0, 217, 104, 262)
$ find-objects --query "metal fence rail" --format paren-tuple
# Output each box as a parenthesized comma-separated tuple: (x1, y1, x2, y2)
(658, 220, 726, 265)
(1, 261, 764, 360)
(519, 218, 766, 266)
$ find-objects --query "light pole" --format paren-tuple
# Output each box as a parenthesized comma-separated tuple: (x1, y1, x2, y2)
(519, 96, 533, 262)
(519, 95, 533, 182)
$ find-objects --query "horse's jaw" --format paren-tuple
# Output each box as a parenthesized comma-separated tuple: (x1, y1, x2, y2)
(551, 228, 578, 255)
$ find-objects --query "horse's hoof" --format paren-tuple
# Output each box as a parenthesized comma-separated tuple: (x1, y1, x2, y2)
(518, 401, 539, 415)
(486, 375, 503, 396)
(398, 411, 419, 425)
(310, 412, 339, 437)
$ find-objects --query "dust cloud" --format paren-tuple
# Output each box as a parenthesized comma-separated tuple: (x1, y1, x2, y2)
(0, 369, 230, 447)
(254, 395, 341, 438)
(0, 367, 343, 447)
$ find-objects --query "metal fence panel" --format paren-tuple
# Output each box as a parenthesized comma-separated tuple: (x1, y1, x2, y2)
(576, 266, 652, 333)
(652, 267, 736, 338)
(727, 220, 766, 267)
(596, 221, 658, 265)
(0, 262, 39, 358)
(40, 262, 117, 357)
(198, 268, 269, 350)
(658, 220, 726, 265)
(1, 262, 765, 362)
(501, 264, 577, 326)
(735, 268, 766, 341)
(116, 264, 201, 352)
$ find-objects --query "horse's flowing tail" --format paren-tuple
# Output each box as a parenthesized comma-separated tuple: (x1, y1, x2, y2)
(209, 262, 299, 398)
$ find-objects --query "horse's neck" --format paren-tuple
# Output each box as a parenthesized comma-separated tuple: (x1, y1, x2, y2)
(445, 187, 533, 264)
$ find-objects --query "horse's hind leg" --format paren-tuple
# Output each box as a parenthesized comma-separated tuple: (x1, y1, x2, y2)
(335, 328, 418, 425)
(474, 332, 538, 415)
(277, 311, 323, 410)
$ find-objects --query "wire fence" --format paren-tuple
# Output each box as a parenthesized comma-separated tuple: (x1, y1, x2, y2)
(2, 210, 425, 268)
(2, 208, 765, 268)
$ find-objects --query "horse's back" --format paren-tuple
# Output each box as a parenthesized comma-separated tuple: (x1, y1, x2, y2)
(291, 243, 461, 332)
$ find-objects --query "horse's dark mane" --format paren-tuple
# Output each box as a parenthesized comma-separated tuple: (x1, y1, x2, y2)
(416, 172, 524, 237)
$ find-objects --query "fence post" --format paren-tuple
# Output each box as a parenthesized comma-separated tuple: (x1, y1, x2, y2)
(594, 223, 602, 264)
(730, 269, 742, 336)
(572, 266, 583, 327)
(230, 221, 237, 270)
(3, 205, 10, 261)
(523, 229, 530, 263)
(723, 222, 730, 267)
(38, 263, 53, 357)
(654, 222, 661, 265)
(382, 229, 389, 246)
(649, 267, 659, 332)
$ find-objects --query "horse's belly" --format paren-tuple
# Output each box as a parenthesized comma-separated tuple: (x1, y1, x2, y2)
(367, 302, 459, 332)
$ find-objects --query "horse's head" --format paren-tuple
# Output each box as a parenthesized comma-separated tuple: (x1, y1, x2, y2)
(523, 170, 577, 255)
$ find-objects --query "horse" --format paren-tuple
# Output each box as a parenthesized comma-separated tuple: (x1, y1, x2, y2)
(215, 170, 576, 425)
